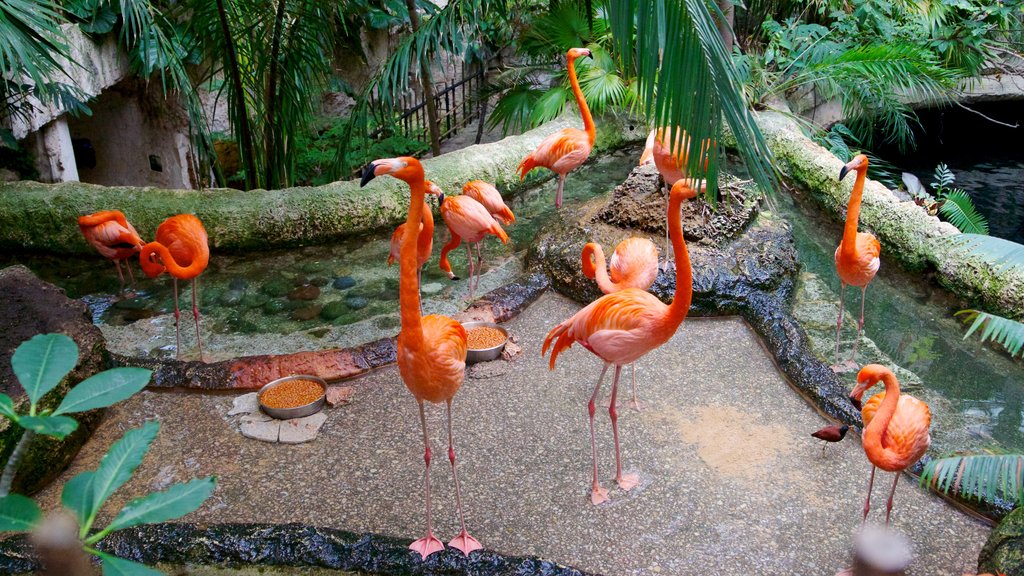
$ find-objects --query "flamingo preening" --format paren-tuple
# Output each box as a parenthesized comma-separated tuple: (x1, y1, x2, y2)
(544, 180, 698, 505)
(437, 191, 509, 302)
(834, 154, 880, 367)
(648, 127, 714, 269)
(580, 237, 659, 409)
(77, 210, 144, 288)
(462, 180, 515, 226)
(360, 157, 481, 560)
(139, 214, 209, 360)
(518, 48, 594, 208)
(850, 364, 930, 525)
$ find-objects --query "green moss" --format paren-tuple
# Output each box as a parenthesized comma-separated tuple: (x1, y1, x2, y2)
(980, 505, 1024, 575)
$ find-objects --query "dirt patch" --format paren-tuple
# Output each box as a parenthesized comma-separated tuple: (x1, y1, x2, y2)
(673, 405, 793, 480)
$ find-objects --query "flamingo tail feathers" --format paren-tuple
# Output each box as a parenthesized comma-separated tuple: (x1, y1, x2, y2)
(498, 205, 516, 225)
(491, 223, 509, 244)
(542, 321, 575, 370)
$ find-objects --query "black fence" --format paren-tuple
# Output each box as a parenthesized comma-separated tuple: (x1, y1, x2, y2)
(369, 64, 486, 146)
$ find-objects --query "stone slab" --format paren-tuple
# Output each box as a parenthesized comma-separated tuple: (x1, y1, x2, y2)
(278, 412, 328, 445)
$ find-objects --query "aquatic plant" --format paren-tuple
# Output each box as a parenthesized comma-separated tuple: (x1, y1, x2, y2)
(932, 163, 989, 235)
(956, 310, 1024, 360)
(921, 453, 1024, 508)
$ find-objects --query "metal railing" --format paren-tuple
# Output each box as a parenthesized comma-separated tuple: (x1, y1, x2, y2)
(369, 64, 486, 145)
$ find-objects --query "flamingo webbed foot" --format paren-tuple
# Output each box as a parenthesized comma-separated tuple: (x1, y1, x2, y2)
(409, 532, 445, 560)
(590, 484, 610, 505)
(448, 530, 482, 557)
(630, 398, 646, 412)
(617, 473, 639, 492)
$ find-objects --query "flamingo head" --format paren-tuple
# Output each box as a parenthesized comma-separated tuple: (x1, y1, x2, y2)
(138, 244, 167, 278)
(360, 157, 423, 187)
(850, 364, 892, 410)
(839, 154, 869, 180)
(567, 47, 593, 61)
(424, 180, 443, 199)
(670, 179, 705, 201)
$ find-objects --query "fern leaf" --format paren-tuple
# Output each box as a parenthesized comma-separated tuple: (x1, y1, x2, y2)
(921, 454, 1024, 507)
(956, 310, 1024, 358)
(932, 162, 955, 191)
(946, 234, 1024, 273)
(938, 189, 989, 235)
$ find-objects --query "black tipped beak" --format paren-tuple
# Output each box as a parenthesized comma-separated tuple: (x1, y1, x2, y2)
(849, 396, 861, 411)
(438, 192, 446, 206)
(839, 165, 851, 181)
(360, 163, 377, 187)
(583, 50, 593, 59)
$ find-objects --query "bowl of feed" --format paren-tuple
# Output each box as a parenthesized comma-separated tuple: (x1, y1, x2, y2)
(462, 321, 509, 364)
(258, 375, 327, 419)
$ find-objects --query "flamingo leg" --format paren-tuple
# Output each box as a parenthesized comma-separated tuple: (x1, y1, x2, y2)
(662, 183, 672, 271)
(172, 278, 182, 360)
(114, 260, 125, 289)
(475, 242, 483, 292)
(192, 278, 203, 361)
(609, 365, 639, 492)
(588, 363, 611, 505)
(125, 259, 136, 285)
(465, 243, 475, 301)
(834, 282, 847, 365)
(409, 400, 444, 560)
(555, 173, 565, 208)
(884, 472, 900, 526)
(446, 399, 482, 556)
(862, 465, 876, 524)
(850, 285, 868, 365)
(630, 363, 643, 411)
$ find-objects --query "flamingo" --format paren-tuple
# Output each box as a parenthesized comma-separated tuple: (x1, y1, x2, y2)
(77, 210, 144, 288)
(360, 157, 481, 559)
(462, 180, 515, 226)
(437, 191, 509, 302)
(518, 47, 594, 208)
(849, 364, 931, 525)
(387, 180, 440, 276)
(834, 154, 880, 368)
(649, 126, 714, 269)
(580, 237, 659, 410)
(139, 214, 209, 360)
(543, 180, 698, 505)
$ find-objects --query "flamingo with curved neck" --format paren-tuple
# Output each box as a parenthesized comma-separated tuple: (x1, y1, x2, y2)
(78, 210, 144, 288)
(518, 47, 595, 208)
(360, 157, 481, 560)
(544, 179, 698, 504)
(647, 126, 714, 269)
(850, 364, 931, 525)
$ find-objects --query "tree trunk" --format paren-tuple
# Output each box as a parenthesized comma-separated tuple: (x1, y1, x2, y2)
(215, 0, 258, 190)
(404, 0, 442, 157)
(264, 0, 288, 189)
(716, 0, 735, 54)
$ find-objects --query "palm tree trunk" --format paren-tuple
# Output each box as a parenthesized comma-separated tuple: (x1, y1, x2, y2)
(215, 0, 258, 190)
(404, 0, 442, 156)
(264, 0, 287, 189)
(716, 0, 734, 53)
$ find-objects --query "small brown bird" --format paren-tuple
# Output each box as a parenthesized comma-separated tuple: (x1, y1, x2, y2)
(811, 424, 849, 455)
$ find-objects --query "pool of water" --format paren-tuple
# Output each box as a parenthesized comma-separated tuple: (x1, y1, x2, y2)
(1, 147, 641, 360)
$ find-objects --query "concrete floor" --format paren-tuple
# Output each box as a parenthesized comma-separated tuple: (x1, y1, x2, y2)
(37, 293, 989, 575)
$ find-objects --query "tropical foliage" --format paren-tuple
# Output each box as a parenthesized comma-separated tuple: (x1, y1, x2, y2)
(932, 163, 989, 235)
(956, 309, 1024, 359)
(921, 453, 1024, 507)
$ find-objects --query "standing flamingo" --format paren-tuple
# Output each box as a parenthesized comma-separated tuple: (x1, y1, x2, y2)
(437, 192, 509, 301)
(387, 181, 440, 277)
(849, 364, 931, 525)
(649, 127, 714, 269)
(462, 180, 515, 225)
(139, 214, 209, 360)
(834, 154, 880, 368)
(78, 210, 144, 288)
(580, 237, 659, 410)
(543, 180, 699, 504)
(518, 47, 593, 208)
(360, 157, 481, 559)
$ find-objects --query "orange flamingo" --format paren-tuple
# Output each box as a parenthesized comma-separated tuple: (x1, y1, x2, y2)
(581, 237, 659, 410)
(78, 210, 144, 288)
(387, 180, 440, 278)
(649, 127, 714, 269)
(437, 191, 509, 301)
(139, 214, 210, 360)
(518, 47, 593, 208)
(849, 364, 931, 525)
(835, 154, 880, 367)
(543, 180, 698, 504)
(360, 157, 481, 559)
(462, 180, 515, 225)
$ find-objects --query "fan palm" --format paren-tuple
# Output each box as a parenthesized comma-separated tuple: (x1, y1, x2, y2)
(921, 453, 1024, 508)
(956, 310, 1024, 359)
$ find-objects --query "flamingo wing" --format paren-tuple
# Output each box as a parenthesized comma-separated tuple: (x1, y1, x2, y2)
(609, 238, 659, 289)
(464, 181, 515, 225)
(398, 314, 467, 403)
(528, 128, 592, 173)
(861, 392, 931, 470)
(543, 289, 666, 367)
(441, 196, 507, 244)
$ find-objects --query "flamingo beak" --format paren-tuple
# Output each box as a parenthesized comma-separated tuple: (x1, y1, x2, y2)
(839, 165, 851, 181)
(849, 396, 862, 411)
(438, 192, 446, 206)
(360, 163, 378, 187)
(583, 49, 593, 59)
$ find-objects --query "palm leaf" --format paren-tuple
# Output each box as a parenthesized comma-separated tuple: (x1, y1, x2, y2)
(956, 310, 1024, 359)
(938, 189, 988, 235)
(945, 234, 1024, 274)
(920, 454, 1024, 507)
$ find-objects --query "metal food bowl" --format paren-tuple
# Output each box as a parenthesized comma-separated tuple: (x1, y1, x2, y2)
(462, 321, 509, 364)
(258, 375, 327, 419)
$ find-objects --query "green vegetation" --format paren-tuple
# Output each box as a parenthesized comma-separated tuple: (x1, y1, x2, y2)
(932, 163, 989, 235)
(957, 310, 1024, 359)
(922, 453, 1024, 507)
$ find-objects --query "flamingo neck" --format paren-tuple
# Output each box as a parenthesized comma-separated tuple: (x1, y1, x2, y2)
(582, 243, 617, 294)
(842, 168, 867, 258)
(568, 57, 595, 146)
(399, 173, 426, 343)
(79, 210, 128, 229)
(417, 200, 434, 259)
(863, 373, 901, 458)
(139, 242, 206, 279)
(666, 193, 693, 326)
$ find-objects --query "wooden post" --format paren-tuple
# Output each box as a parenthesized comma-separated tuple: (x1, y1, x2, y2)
(404, 0, 442, 156)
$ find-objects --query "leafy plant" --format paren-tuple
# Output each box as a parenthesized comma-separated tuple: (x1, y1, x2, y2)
(921, 453, 1024, 507)
(931, 163, 989, 235)
(956, 310, 1024, 359)
(947, 234, 1024, 274)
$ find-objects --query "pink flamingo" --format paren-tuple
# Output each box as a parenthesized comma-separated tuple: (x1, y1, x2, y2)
(544, 180, 698, 504)
(581, 237, 659, 409)
(78, 210, 144, 288)
(437, 191, 509, 301)
(518, 48, 594, 208)
(648, 127, 714, 269)
(835, 154, 880, 367)
(462, 180, 515, 226)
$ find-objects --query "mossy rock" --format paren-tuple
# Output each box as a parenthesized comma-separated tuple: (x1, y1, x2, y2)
(979, 505, 1024, 575)
(0, 265, 108, 495)
(260, 278, 292, 298)
(320, 300, 347, 321)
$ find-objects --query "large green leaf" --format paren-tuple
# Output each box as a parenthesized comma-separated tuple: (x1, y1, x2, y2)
(94, 552, 163, 576)
(957, 310, 1024, 359)
(921, 454, 1024, 507)
(0, 494, 42, 532)
(106, 477, 215, 532)
(62, 470, 96, 528)
(55, 368, 152, 415)
(90, 422, 160, 515)
(938, 189, 989, 235)
(946, 234, 1024, 273)
(11, 334, 78, 407)
(0, 393, 17, 421)
(19, 415, 78, 439)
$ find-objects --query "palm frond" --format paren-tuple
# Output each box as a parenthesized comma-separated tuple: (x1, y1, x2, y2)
(945, 234, 1024, 274)
(956, 310, 1024, 359)
(939, 189, 988, 235)
(920, 454, 1024, 507)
